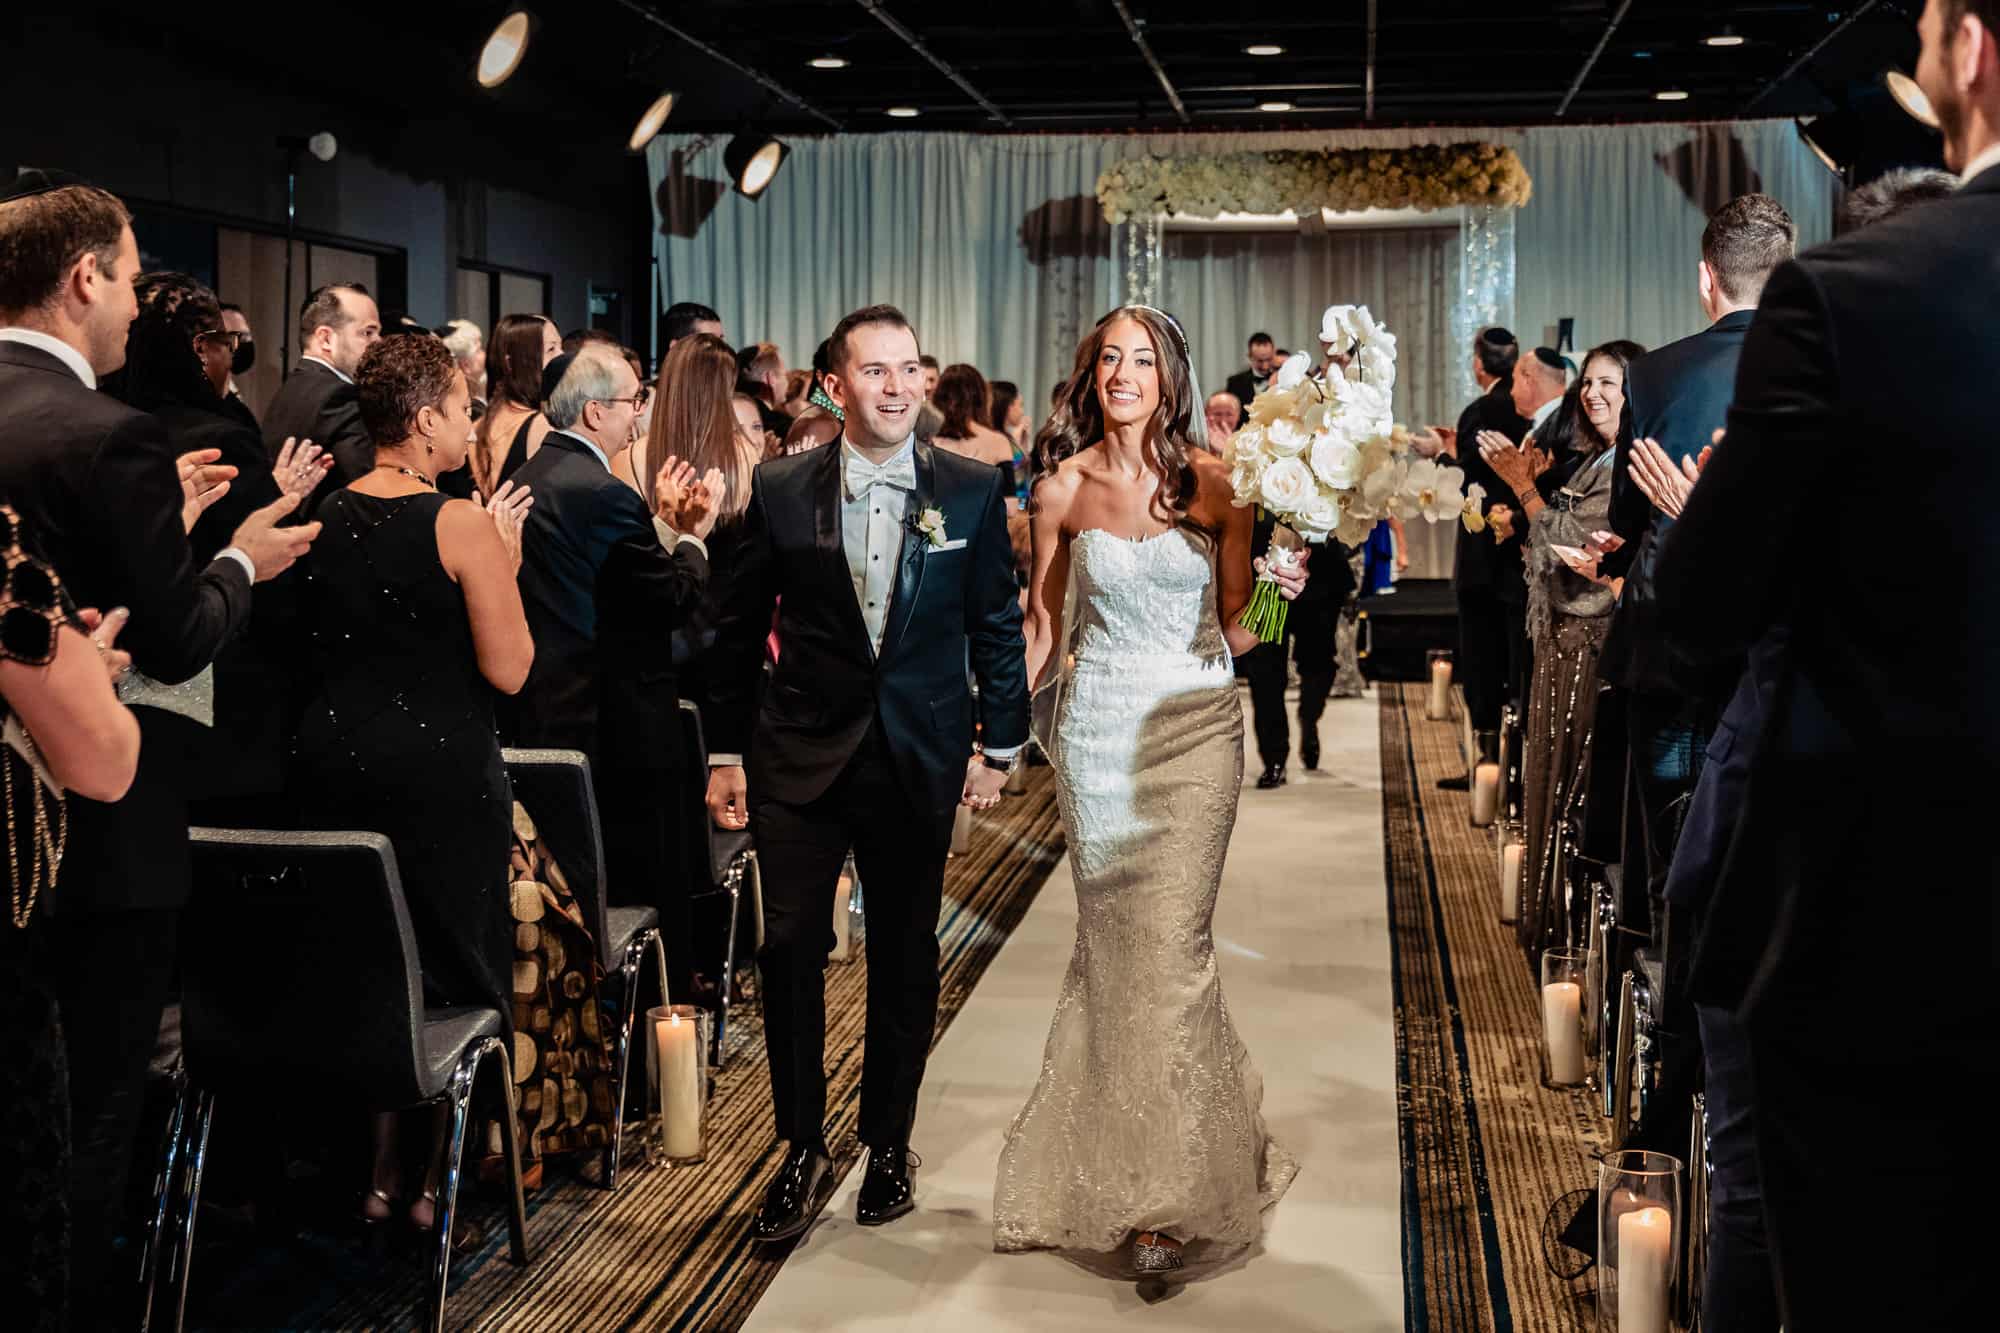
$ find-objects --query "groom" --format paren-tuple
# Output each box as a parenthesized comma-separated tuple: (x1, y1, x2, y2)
(706, 303, 1029, 1241)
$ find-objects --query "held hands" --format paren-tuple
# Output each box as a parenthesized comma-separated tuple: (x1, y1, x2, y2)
(1252, 546, 1311, 602)
(227, 490, 320, 582)
(270, 437, 333, 505)
(177, 449, 236, 532)
(477, 481, 534, 572)
(707, 764, 749, 831)
(76, 606, 132, 687)
(1628, 436, 1712, 520)
(962, 756, 1007, 810)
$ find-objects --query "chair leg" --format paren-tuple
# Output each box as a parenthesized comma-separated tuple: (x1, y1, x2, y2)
(428, 1050, 480, 1333)
(138, 1067, 189, 1333)
(166, 1088, 216, 1333)
(715, 860, 743, 1066)
(603, 943, 644, 1192)
(475, 1037, 530, 1267)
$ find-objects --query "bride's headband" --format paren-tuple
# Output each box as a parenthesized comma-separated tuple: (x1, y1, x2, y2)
(1095, 303, 1192, 360)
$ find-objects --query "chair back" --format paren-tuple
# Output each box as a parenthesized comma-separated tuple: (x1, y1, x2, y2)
(183, 828, 433, 1107)
(499, 748, 611, 966)
(676, 700, 725, 885)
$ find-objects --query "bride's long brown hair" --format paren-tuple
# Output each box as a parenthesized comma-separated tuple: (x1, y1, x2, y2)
(1030, 305, 1201, 522)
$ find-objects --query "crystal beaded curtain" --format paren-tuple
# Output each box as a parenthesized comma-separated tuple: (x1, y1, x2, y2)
(1454, 205, 1516, 402)
(1117, 215, 1164, 309)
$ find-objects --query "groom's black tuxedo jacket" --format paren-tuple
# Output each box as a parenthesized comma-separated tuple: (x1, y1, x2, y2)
(708, 438, 1029, 817)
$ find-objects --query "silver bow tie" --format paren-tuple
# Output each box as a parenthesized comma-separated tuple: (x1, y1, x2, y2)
(845, 454, 915, 499)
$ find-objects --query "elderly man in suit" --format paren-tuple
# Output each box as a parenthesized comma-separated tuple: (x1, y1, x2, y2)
(262, 281, 380, 497)
(1652, 5, 2000, 1324)
(502, 347, 718, 1002)
(0, 170, 316, 1328)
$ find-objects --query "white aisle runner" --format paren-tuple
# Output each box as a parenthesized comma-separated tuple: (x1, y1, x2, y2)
(746, 693, 1401, 1332)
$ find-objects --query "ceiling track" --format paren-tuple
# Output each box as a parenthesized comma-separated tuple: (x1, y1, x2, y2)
(1555, 0, 1634, 118)
(854, 1, 1013, 126)
(609, 0, 843, 131)
(1108, 0, 1191, 125)
(1742, 0, 1882, 113)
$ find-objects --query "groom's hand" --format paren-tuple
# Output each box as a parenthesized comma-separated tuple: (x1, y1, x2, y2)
(707, 765, 749, 830)
(962, 757, 1006, 810)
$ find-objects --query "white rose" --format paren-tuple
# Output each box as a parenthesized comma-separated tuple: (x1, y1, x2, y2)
(1298, 489, 1340, 535)
(1231, 461, 1263, 506)
(1309, 429, 1362, 490)
(1258, 456, 1315, 513)
(1232, 426, 1266, 464)
(1266, 418, 1310, 458)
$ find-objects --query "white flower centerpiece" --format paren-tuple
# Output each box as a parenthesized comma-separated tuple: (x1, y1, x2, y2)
(1227, 305, 1483, 642)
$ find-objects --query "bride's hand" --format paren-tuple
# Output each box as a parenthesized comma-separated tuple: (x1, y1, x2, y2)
(962, 756, 1007, 810)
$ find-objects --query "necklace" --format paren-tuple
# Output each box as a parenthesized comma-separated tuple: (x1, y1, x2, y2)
(373, 464, 434, 488)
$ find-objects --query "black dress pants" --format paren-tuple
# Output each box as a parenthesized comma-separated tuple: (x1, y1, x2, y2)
(1457, 586, 1531, 736)
(599, 762, 692, 1002)
(751, 721, 952, 1152)
(1245, 596, 1336, 770)
(1695, 1002, 1781, 1332)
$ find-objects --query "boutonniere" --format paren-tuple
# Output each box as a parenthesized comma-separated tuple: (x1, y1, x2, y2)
(906, 506, 948, 548)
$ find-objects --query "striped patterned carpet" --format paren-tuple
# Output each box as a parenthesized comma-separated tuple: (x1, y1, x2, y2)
(1381, 682, 1607, 1331)
(195, 767, 1065, 1331)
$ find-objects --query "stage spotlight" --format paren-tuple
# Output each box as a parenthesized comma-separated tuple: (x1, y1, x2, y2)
(478, 10, 533, 89)
(724, 132, 788, 199)
(1797, 112, 1860, 177)
(1885, 70, 1939, 129)
(627, 91, 678, 151)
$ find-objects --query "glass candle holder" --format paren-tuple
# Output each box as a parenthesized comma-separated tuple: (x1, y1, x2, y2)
(1497, 817, 1526, 924)
(1540, 946, 1588, 1087)
(1597, 1149, 1683, 1333)
(1426, 648, 1453, 720)
(645, 1004, 710, 1166)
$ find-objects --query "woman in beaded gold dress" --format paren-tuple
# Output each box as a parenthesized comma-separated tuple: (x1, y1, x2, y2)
(1477, 341, 1642, 957)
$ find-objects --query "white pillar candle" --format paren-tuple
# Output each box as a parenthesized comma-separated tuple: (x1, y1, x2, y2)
(950, 801, 972, 856)
(829, 874, 853, 963)
(1542, 981, 1585, 1083)
(1426, 658, 1452, 719)
(656, 1011, 702, 1159)
(1500, 841, 1525, 923)
(1471, 762, 1500, 826)
(1617, 1205, 1673, 1333)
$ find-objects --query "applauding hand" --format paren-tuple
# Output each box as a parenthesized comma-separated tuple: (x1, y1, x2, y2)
(478, 480, 534, 573)
(271, 436, 334, 505)
(76, 606, 132, 687)
(177, 448, 236, 532)
(227, 490, 320, 582)
(1629, 436, 1712, 520)
(1476, 430, 1539, 495)
(664, 465, 727, 541)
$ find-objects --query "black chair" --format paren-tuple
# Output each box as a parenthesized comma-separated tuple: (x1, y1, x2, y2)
(500, 747, 669, 1192)
(163, 829, 528, 1333)
(677, 699, 756, 1064)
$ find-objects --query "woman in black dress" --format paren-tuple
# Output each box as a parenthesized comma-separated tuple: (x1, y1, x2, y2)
(467, 313, 560, 499)
(288, 333, 534, 1229)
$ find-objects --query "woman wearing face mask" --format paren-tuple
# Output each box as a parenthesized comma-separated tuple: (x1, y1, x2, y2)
(1476, 339, 1644, 955)
(996, 305, 1309, 1276)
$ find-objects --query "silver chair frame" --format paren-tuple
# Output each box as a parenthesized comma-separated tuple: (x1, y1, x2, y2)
(1683, 1091, 1713, 1332)
(1608, 965, 1661, 1149)
(602, 924, 670, 1192)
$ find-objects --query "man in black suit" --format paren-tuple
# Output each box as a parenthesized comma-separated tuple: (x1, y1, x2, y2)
(1600, 194, 1794, 943)
(1223, 331, 1279, 427)
(1654, 7, 1998, 1321)
(0, 172, 317, 1327)
(705, 304, 1028, 1242)
(261, 281, 380, 497)
(502, 347, 716, 1000)
(1245, 514, 1351, 788)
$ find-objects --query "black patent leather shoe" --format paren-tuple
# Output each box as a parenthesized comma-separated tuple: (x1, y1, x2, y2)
(1256, 764, 1287, 790)
(1300, 730, 1321, 771)
(750, 1144, 835, 1243)
(855, 1145, 920, 1227)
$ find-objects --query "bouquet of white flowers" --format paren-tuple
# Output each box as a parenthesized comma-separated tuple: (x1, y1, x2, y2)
(1226, 305, 1483, 642)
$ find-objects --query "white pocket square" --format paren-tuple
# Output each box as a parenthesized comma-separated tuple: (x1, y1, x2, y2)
(934, 538, 969, 551)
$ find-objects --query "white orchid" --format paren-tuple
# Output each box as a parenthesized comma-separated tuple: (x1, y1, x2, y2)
(1393, 459, 1466, 523)
(1273, 349, 1314, 392)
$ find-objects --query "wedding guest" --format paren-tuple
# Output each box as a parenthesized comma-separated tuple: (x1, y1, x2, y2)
(662, 299, 724, 354)
(783, 367, 814, 419)
(1479, 343, 1640, 954)
(1246, 517, 1347, 788)
(1203, 390, 1242, 448)
(1225, 332, 1278, 427)
(562, 327, 619, 357)
(932, 364, 1017, 486)
(1601, 194, 1794, 945)
(502, 346, 719, 1003)
(782, 339, 844, 456)
(990, 378, 1029, 448)
(0, 170, 317, 1330)
(442, 317, 486, 419)
(217, 301, 259, 431)
(262, 282, 381, 496)
(1838, 164, 1959, 229)
(1654, 10, 1998, 1323)
(739, 340, 793, 442)
(290, 332, 532, 1230)
(0, 503, 139, 1333)
(470, 313, 561, 497)
(919, 352, 940, 398)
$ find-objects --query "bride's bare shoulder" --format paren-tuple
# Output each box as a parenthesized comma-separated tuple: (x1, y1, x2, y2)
(1032, 449, 1095, 514)
(1186, 450, 1238, 522)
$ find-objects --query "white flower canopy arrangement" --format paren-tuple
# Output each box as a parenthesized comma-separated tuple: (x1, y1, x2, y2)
(1095, 143, 1533, 225)
(1227, 306, 1481, 642)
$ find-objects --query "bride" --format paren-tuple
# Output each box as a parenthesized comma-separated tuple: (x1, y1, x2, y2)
(993, 305, 1303, 1275)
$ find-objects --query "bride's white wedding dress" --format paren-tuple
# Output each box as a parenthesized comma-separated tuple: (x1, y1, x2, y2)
(994, 525, 1297, 1254)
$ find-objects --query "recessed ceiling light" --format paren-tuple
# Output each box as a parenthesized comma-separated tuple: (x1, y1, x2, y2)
(1885, 69, 1939, 128)
(886, 105, 921, 118)
(809, 55, 850, 69)
(1702, 33, 1746, 48)
(1654, 89, 1691, 102)
(1259, 100, 1294, 112)
(1245, 43, 1285, 57)
(476, 10, 532, 89)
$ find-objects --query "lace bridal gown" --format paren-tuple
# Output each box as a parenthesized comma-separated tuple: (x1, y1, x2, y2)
(994, 525, 1297, 1256)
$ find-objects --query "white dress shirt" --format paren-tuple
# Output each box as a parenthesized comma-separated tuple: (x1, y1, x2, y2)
(842, 435, 916, 655)
(1524, 393, 1562, 443)
(0, 326, 97, 388)
(1959, 141, 2000, 188)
